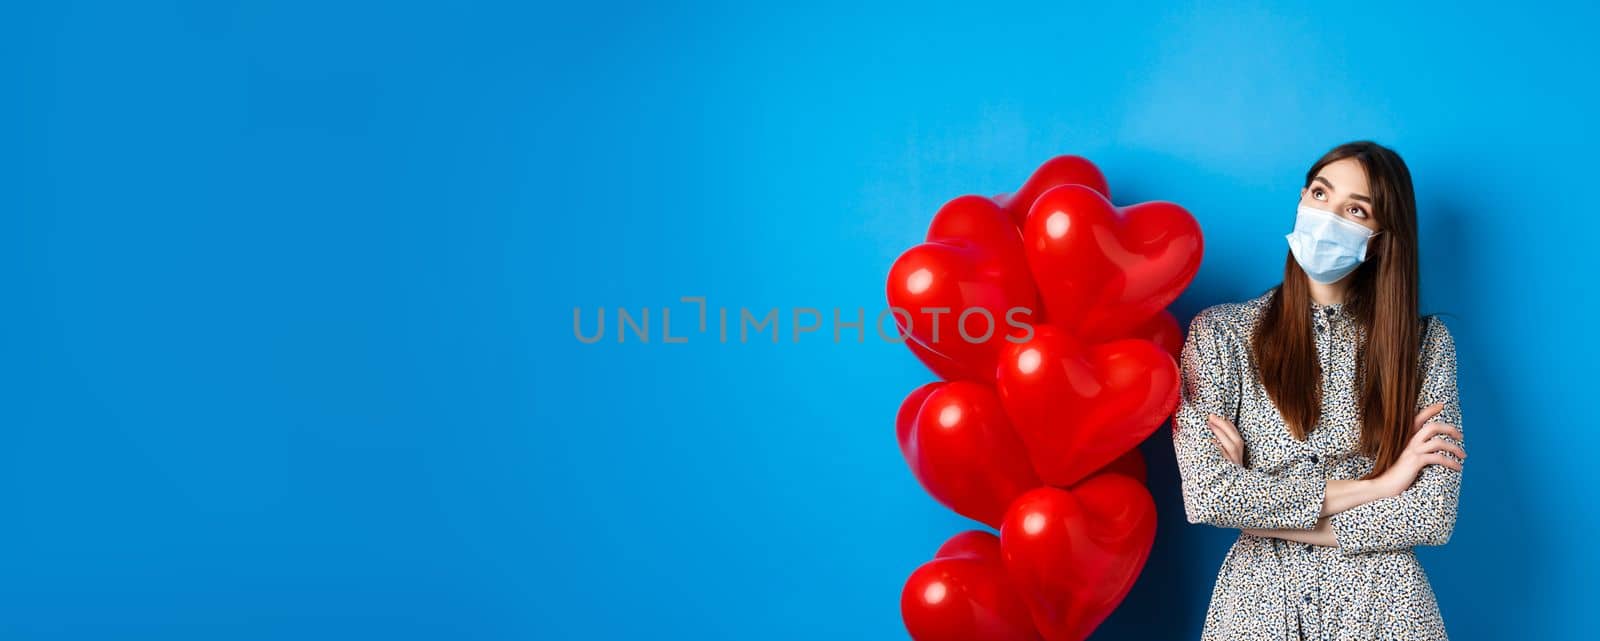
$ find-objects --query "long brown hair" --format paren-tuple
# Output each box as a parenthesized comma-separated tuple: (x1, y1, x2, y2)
(1250, 141, 1422, 479)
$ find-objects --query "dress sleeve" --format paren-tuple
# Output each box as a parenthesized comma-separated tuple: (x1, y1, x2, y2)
(1329, 315, 1463, 555)
(1172, 309, 1328, 530)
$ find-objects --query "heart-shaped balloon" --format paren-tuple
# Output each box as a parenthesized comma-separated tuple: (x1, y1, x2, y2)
(993, 155, 1111, 229)
(925, 195, 1028, 258)
(896, 382, 943, 461)
(1022, 184, 1202, 342)
(997, 324, 1180, 487)
(902, 530, 1042, 641)
(1097, 448, 1148, 485)
(901, 339, 981, 384)
(896, 338, 966, 385)
(1120, 309, 1183, 359)
(999, 475, 1157, 641)
(888, 197, 1039, 382)
(904, 382, 1040, 528)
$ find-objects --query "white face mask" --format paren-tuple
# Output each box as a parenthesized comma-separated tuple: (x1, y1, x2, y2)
(1284, 204, 1378, 284)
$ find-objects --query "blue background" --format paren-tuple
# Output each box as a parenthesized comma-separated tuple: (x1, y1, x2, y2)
(9, 0, 1595, 638)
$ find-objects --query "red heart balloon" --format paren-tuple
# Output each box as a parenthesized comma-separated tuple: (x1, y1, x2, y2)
(902, 530, 1042, 641)
(901, 339, 981, 383)
(996, 324, 1179, 487)
(1119, 309, 1183, 359)
(896, 381, 942, 489)
(934, 528, 1005, 559)
(904, 382, 1041, 528)
(994, 156, 1111, 228)
(999, 476, 1157, 641)
(1097, 448, 1148, 485)
(896, 382, 943, 461)
(925, 195, 1028, 257)
(1022, 184, 1202, 342)
(887, 197, 1039, 382)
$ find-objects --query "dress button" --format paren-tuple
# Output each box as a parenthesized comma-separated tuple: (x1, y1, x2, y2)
(1303, 594, 1312, 604)
(1309, 454, 1319, 464)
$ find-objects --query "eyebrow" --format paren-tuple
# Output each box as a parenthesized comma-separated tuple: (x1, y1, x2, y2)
(1314, 176, 1372, 203)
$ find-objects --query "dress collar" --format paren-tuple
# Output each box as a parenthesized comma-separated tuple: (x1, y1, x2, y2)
(1309, 298, 1352, 323)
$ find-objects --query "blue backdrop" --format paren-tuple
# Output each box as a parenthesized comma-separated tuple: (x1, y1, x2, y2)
(9, 1, 1595, 639)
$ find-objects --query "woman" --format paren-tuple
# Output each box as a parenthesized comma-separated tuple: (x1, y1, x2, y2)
(1171, 140, 1466, 640)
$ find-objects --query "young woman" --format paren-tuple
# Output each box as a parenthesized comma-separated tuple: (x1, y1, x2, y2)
(1171, 141, 1466, 640)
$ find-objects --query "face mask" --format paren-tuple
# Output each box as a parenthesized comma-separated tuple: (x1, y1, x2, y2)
(1284, 204, 1378, 284)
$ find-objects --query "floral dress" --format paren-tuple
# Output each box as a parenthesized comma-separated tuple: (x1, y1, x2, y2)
(1170, 287, 1463, 640)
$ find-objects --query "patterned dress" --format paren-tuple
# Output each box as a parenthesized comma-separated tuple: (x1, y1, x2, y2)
(1171, 286, 1462, 640)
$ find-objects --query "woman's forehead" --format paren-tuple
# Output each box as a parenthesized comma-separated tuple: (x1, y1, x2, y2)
(1313, 158, 1370, 193)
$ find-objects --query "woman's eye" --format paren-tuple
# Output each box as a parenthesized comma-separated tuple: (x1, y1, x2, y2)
(1312, 188, 1326, 200)
(1348, 207, 1368, 218)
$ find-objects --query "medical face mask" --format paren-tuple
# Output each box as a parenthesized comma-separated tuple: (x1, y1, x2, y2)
(1284, 204, 1378, 284)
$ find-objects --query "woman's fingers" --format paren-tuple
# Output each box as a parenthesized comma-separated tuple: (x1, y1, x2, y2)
(1423, 451, 1464, 472)
(1412, 402, 1445, 432)
(1410, 422, 1464, 449)
(1408, 420, 1459, 444)
(1215, 417, 1243, 451)
(1402, 420, 1468, 474)
(1207, 415, 1234, 446)
(1208, 414, 1244, 465)
(1207, 423, 1234, 462)
(1217, 437, 1241, 465)
(1417, 438, 1467, 460)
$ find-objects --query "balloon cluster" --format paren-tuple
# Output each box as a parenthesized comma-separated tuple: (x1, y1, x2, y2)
(889, 156, 1203, 641)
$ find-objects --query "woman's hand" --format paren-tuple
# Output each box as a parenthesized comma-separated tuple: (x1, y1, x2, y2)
(1207, 413, 1245, 466)
(1373, 402, 1466, 498)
